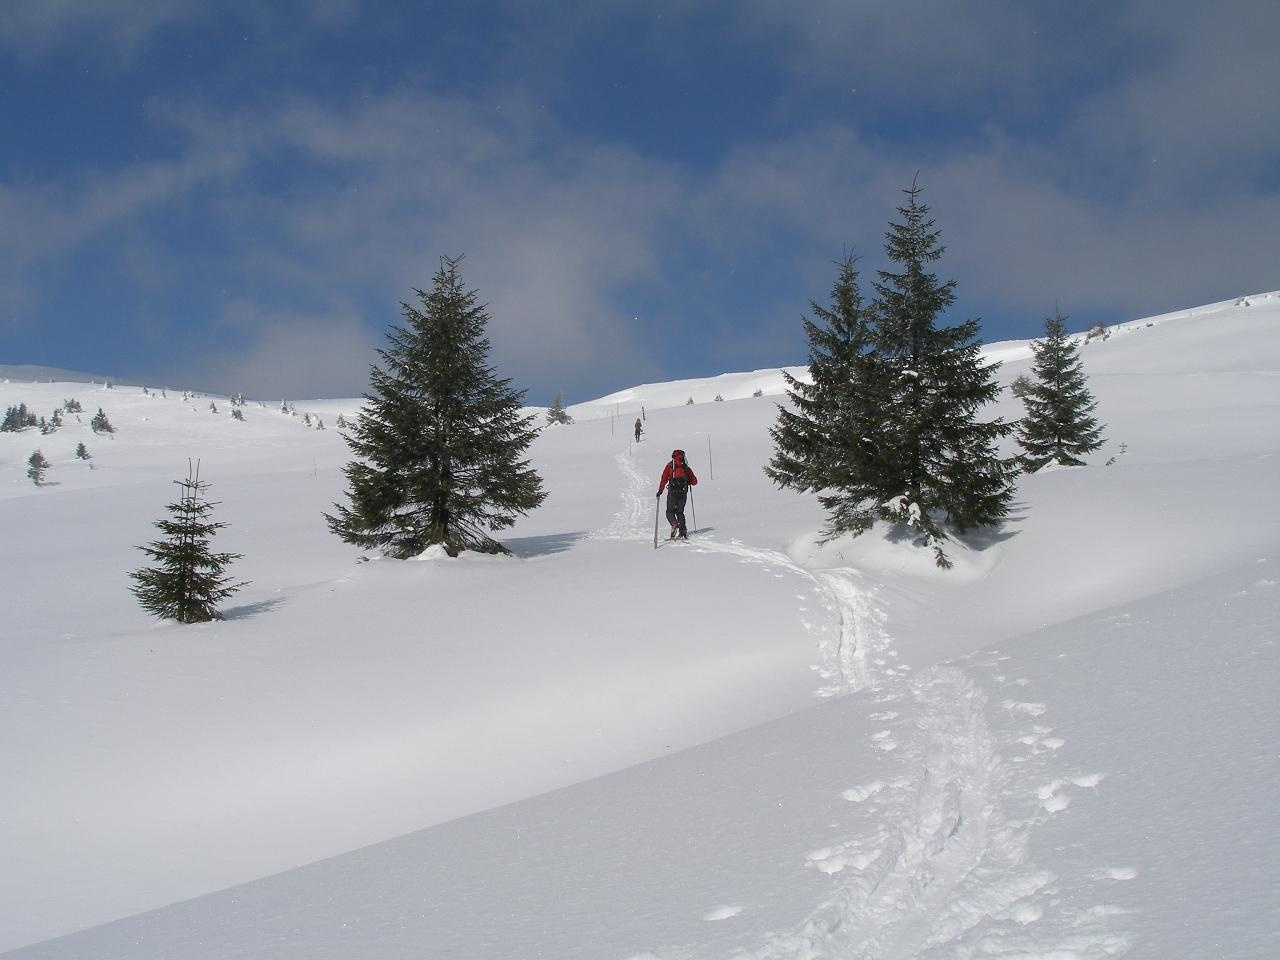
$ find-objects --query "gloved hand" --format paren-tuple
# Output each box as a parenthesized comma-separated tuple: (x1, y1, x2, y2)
(656, 491, 662, 497)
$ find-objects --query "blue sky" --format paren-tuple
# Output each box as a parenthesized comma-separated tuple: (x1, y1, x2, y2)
(2, 1, 1276, 403)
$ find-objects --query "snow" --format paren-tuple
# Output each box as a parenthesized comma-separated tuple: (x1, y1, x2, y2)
(1, 291, 1278, 959)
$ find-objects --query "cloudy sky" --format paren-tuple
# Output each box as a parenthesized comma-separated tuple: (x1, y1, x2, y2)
(2, 1, 1276, 402)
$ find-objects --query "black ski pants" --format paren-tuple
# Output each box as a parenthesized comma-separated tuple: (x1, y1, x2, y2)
(665, 490, 689, 535)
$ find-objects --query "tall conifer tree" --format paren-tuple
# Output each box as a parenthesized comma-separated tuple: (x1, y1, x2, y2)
(1017, 311, 1105, 470)
(870, 180, 1016, 567)
(326, 256, 547, 557)
(766, 254, 886, 536)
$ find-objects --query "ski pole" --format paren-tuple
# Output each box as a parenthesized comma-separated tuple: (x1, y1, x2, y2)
(689, 486, 697, 534)
(653, 492, 661, 549)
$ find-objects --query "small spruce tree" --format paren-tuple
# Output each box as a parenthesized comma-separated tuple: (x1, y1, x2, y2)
(2, 403, 36, 432)
(326, 255, 548, 557)
(1017, 311, 1106, 471)
(91, 408, 114, 433)
(75, 441, 91, 460)
(28, 449, 50, 485)
(129, 463, 247, 623)
(545, 392, 573, 425)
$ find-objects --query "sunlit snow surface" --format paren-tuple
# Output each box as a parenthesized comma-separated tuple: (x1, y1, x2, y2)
(2, 292, 1277, 958)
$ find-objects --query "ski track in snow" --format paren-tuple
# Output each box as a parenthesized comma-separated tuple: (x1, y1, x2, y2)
(605, 451, 1132, 960)
(601, 449, 893, 695)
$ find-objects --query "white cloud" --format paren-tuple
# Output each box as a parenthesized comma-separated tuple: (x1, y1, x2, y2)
(0, 0, 206, 59)
(185, 304, 378, 400)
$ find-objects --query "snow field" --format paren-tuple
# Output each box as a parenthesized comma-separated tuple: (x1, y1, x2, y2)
(2, 291, 1278, 957)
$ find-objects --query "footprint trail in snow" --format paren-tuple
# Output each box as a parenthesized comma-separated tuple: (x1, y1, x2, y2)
(605, 449, 1132, 959)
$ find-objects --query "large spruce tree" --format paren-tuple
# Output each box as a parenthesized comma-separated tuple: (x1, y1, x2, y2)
(1016, 311, 1105, 470)
(326, 256, 547, 557)
(130, 463, 246, 623)
(870, 180, 1017, 567)
(766, 253, 887, 536)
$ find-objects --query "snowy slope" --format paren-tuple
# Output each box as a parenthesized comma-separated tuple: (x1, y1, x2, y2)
(1, 292, 1277, 958)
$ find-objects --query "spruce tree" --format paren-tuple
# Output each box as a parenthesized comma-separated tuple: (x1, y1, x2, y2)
(91, 408, 114, 433)
(1017, 311, 1105, 471)
(868, 180, 1016, 566)
(766, 253, 886, 536)
(326, 255, 547, 557)
(545, 392, 573, 425)
(27, 449, 49, 485)
(130, 464, 246, 622)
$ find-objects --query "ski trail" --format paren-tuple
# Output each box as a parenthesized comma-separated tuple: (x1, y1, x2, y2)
(594, 449, 655, 541)
(687, 537, 893, 695)
(740, 668, 1071, 960)
(607, 452, 1128, 959)
(601, 448, 895, 693)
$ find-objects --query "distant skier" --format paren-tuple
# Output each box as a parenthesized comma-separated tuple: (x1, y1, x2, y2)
(656, 448, 698, 539)
(634, 417, 643, 442)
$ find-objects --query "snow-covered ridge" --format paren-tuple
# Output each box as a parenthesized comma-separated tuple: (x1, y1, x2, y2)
(2, 291, 1278, 958)
(576, 290, 1280, 416)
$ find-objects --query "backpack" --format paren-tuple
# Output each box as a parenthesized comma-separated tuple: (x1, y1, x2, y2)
(667, 458, 691, 494)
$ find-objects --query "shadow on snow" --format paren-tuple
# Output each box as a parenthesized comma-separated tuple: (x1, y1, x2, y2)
(504, 531, 590, 559)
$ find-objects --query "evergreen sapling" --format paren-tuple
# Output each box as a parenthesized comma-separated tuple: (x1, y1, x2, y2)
(129, 463, 247, 623)
(27, 449, 50, 485)
(546, 392, 573, 425)
(1017, 312, 1106, 470)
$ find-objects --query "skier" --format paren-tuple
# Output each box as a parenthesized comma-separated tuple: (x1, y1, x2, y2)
(656, 448, 698, 539)
(634, 417, 643, 442)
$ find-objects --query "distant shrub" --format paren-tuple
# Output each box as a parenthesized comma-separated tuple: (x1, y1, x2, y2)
(28, 449, 49, 485)
(91, 408, 115, 433)
(2, 403, 37, 432)
(545, 392, 573, 425)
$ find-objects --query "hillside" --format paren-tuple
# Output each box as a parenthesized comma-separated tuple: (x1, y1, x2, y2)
(2, 292, 1278, 959)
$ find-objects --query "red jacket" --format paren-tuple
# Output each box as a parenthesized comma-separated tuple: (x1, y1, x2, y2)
(657, 459, 698, 495)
